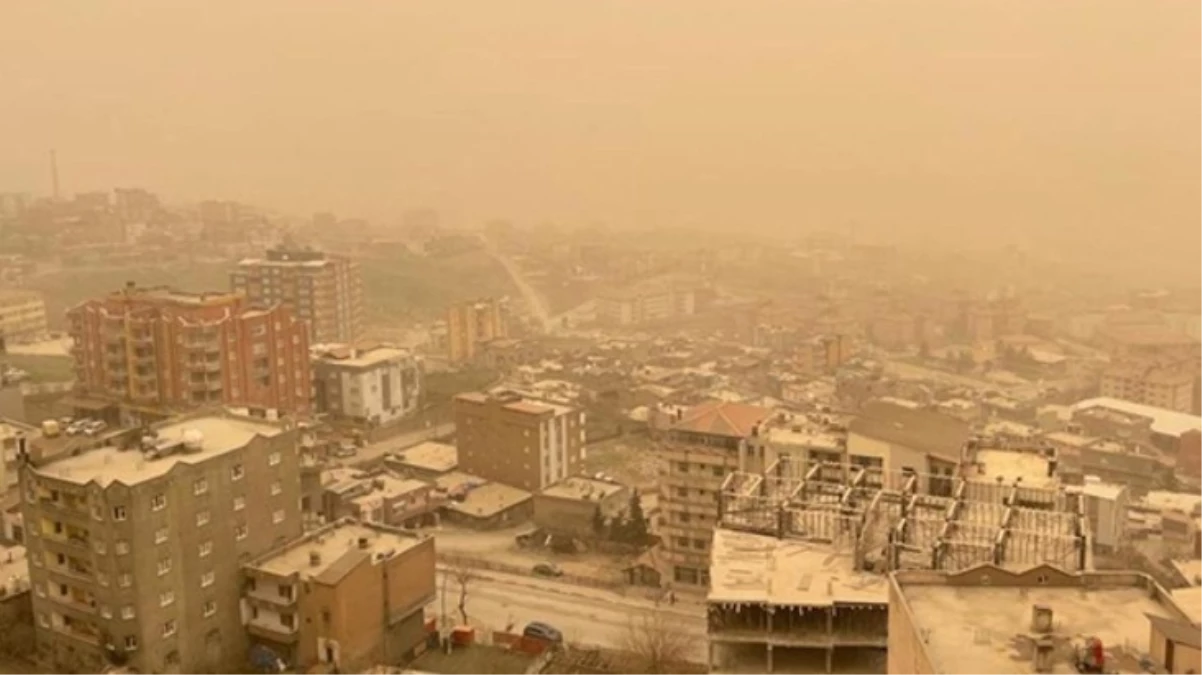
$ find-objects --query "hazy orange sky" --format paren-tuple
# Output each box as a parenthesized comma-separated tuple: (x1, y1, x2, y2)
(0, 0, 1197, 271)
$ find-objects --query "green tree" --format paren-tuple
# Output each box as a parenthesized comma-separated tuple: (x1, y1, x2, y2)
(623, 490, 648, 543)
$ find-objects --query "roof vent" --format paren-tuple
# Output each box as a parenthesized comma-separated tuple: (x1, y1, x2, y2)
(1030, 605, 1053, 633)
(309, 551, 321, 567)
(357, 537, 369, 550)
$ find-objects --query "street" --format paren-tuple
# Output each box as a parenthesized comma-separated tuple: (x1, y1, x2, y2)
(432, 566, 709, 663)
(350, 422, 457, 467)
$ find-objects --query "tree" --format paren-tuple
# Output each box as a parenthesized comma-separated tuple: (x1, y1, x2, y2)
(623, 490, 648, 543)
(622, 608, 696, 674)
(444, 556, 475, 627)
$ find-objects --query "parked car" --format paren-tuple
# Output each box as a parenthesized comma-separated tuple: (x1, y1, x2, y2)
(66, 419, 91, 436)
(523, 621, 563, 644)
(84, 420, 108, 437)
(532, 563, 563, 578)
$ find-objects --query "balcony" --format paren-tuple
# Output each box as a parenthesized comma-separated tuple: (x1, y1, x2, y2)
(49, 589, 98, 615)
(246, 616, 298, 644)
(41, 528, 91, 552)
(45, 561, 94, 584)
(52, 618, 101, 646)
(245, 582, 297, 608)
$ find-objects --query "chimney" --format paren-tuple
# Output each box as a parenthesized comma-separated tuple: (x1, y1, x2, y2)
(1032, 635, 1055, 673)
(309, 551, 322, 567)
(1047, 459, 1058, 478)
(1030, 605, 1053, 633)
(357, 537, 369, 550)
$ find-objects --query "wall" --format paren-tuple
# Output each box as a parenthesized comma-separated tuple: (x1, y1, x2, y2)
(1149, 625, 1202, 675)
(885, 581, 934, 675)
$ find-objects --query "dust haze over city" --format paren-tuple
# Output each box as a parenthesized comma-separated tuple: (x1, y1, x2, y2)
(0, 1, 1199, 674)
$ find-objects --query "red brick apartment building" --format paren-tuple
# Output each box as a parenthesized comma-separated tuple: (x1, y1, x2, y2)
(68, 283, 311, 422)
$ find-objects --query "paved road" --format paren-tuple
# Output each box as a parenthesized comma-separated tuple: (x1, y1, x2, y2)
(350, 422, 456, 467)
(432, 566, 708, 663)
(484, 246, 555, 334)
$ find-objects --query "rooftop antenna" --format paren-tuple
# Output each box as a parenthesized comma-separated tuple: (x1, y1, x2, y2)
(49, 149, 60, 200)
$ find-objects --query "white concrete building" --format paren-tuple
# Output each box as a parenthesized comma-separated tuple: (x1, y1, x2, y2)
(0, 290, 47, 344)
(312, 344, 421, 427)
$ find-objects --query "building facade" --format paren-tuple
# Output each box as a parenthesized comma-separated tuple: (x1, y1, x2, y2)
(453, 391, 584, 492)
(67, 284, 312, 421)
(446, 298, 508, 363)
(595, 278, 699, 327)
(241, 520, 435, 672)
(312, 344, 421, 427)
(657, 400, 773, 587)
(1101, 358, 1196, 413)
(231, 247, 363, 344)
(20, 413, 304, 673)
(0, 290, 48, 344)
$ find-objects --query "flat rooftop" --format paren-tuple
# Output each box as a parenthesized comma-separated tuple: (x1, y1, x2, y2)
(970, 449, 1057, 490)
(33, 415, 285, 487)
(350, 475, 429, 508)
(249, 521, 425, 582)
(708, 528, 887, 607)
(540, 476, 625, 501)
(446, 482, 531, 519)
(765, 425, 844, 452)
(316, 344, 411, 368)
(390, 442, 458, 474)
(898, 576, 1183, 674)
(1072, 397, 1202, 438)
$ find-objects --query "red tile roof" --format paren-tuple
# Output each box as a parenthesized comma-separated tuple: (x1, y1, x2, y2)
(672, 400, 774, 438)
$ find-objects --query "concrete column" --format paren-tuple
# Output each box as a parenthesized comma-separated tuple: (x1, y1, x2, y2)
(826, 647, 833, 673)
(766, 644, 774, 674)
(707, 641, 715, 673)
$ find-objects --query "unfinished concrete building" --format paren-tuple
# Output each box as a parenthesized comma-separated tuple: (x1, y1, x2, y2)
(706, 456, 1092, 673)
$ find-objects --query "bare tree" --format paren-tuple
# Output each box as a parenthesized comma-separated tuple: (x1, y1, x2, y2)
(445, 555, 475, 626)
(622, 608, 697, 674)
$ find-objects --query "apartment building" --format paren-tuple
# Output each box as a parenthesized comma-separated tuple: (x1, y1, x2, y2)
(792, 334, 850, 375)
(0, 289, 48, 344)
(20, 412, 304, 673)
(658, 400, 773, 587)
(0, 418, 34, 492)
(67, 283, 311, 422)
(446, 298, 508, 363)
(845, 400, 970, 494)
(231, 247, 363, 344)
(453, 391, 585, 492)
(312, 344, 421, 427)
(596, 277, 700, 327)
(241, 520, 436, 672)
(1101, 358, 1196, 413)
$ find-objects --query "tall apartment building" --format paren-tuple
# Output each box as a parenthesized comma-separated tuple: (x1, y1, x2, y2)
(312, 344, 421, 427)
(658, 400, 773, 587)
(20, 412, 304, 673)
(1101, 358, 1197, 413)
(453, 391, 584, 492)
(231, 247, 363, 344)
(241, 520, 436, 671)
(67, 284, 312, 422)
(446, 298, 507, 363)
(0, 289, 48, 344)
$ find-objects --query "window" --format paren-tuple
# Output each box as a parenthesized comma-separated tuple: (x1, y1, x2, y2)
(199, 541, 212, 558)
(100, 606, 112, 619)
(233, 496, 245, 512)
(196, 510, 211, 527)
(115, 540, 130, 555)
(280, 613, 295, 629)
(93, 540, 106, 555)
(150, 494, 167, 511)
(272, 510, 285, 524)
(38, 614, 49, 628)
(270, 481, 282, 496)
(231, 464, 244, 481)
(193, 478, 208, 496)
(97, 572, 109, 587)
(157, 558, 172, 576)
(675, 462, 688, 473)
(119, 573, 132, 588)
(154, 528, 169, 544)
(200, 571, 215, 588)
(235, 524, 248, 540)
(124, 636, 138, 650)
(112, 506, 127, 521)
(203, 600, 216, 618)
(121, 605, 135, 619)
(268, 452, 281, 467)
(162, 620, 177, 638)
(159, 591, 175, 607)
